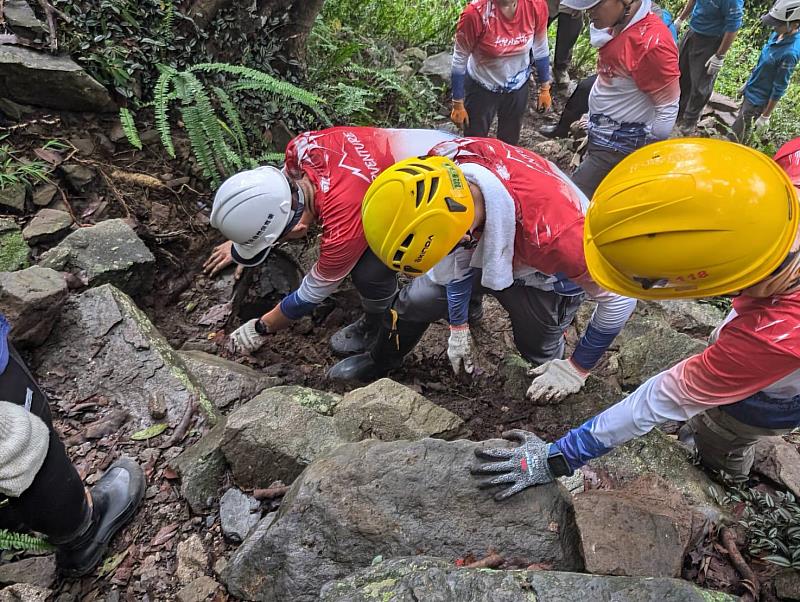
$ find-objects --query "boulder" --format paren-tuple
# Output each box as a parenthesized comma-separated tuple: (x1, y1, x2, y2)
(0, 183, 25, 212)
(31, 183, 57, 207)
(573, 485, 692, 577)
(319, 556, 738, 602)
(220, 386, 345, 489)
(171, 419, 228, 513)
(39, 219, 155, 296)
(0, 555, 56, 588)
(0, 583, 52, 602)
(178, 350, 281, 410)
(35, 284, 216, 429)
(60, 164, 95, 190)
(332, 378, 468, 441)
(399, 47, 427, 70)
(420, 51, 452, 83)
(754, 436, 800, 498)
(0, 219, 29, 272)
(22, 208, 72, 245)
(221, 438, 582, 601)
(644, 300, 726, 338)
(2, 0, 47, 39)
(0, 266, 68, 347)
(0, 46, 115, 112)
(708, 92, 739, 113)
(220, 488, 261, 544)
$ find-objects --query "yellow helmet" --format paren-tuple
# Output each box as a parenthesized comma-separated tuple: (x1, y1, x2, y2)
(362, 155, 474, 275)
(584, 138, 799, 299)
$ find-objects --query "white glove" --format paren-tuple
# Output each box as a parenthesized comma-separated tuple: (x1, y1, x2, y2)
(756, 114, 771, 129)
(228, 319, 269, 354)
(447, 325, 474, 375)
(673, 17, 684, 31)
(705, 54, 724, 76)
(526, 358, 588, 403)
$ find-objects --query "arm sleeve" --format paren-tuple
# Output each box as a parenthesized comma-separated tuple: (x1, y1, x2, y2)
(723, 0, 744, 32)
(650, 97, 680, 140)
(452, 6, 481, 99)
(555, 312, 800, 470)
(770, 55, 799, 101)
(532, 27, 551, 83)
(279, 288, 319, 320)
(570, 289, 637, 370)
(0, 400, 50, 497)
(446, 270, 477, 326)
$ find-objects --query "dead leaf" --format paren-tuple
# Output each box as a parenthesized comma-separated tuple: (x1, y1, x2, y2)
(197, 301, 233, 327)
(34, 147, 63, 166)
(131, 423, 168, 441)
(150, 522, 179, 547)
(85, 409, 128, 439)
(97, 546, 130, 578)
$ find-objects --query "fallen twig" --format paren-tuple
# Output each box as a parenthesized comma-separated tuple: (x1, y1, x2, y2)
(253, 485, 291, 500)
(464, 552, 504, 569)
(161, 399, 197, 449)
(721, 527, 759, 602)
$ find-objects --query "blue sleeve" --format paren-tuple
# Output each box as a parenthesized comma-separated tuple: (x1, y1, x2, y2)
(571, 323, 623, 371)
(445, 270, 476, 326)
(771, 54, 799, 101)
(553, 416, 614, 471)
(452, 69, 466, 101)
(723, 0, 743, 32)
(533, 56, 551, 85)
(279, 290, 319, 320)
(0, 314, 8, 374)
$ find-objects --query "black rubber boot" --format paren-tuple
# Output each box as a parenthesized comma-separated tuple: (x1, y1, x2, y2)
(539, 123, 568, 139)
(56, 457, 145, 577)
(327, 314, 429, 382)
(329, 312, 383, 357)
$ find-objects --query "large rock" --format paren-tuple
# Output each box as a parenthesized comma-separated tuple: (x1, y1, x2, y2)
(0, 583, 52, 602)
(21, 208, 72, 245)
(0, 219, 29, 272)
(220, 487, 261, 544)
(35, 284, 216, 429)
(221, 438, 582, 601)
(333, 378, 467, 441)
(39, 218, 155, 296)
(3, 0, 47, 39)
(420, 51, 452, 83)
(0, 556, 56, 588)
(179, 350, 281, 410)
(220, 386, 345, 489)
(0, 266, 67, 346)
(0, 46, 115, 112)
(0, 183, 25, 212)
(171, 419, 228, 513)
(319, 556, 737, 602)
(754, 436, 800, 498)
(644, 300, 726, 338)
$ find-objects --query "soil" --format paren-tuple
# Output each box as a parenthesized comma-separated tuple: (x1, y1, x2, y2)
(0, 91, 747, 601)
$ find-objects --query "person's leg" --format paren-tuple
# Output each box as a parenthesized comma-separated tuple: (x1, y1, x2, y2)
(330, 248, 398, 356)
(553, 11, 583, 80)
(730, 99, 764, 142)
(496, 83, 530, 145)
(687, 407, 792, 477)
(682, 32, 723, 129)
(464, 75, 498, 138)
(541, 73, 597, 138)
(570, 144, 627, 199)
(677, 31, 694, 120)
(492, 285, 584, 365)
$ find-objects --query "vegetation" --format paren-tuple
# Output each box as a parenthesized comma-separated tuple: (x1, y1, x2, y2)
(0, 136, 50, 190)
(0, 529, 53, 553)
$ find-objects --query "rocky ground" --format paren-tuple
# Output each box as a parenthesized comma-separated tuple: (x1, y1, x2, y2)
(0, 53, 796, 602)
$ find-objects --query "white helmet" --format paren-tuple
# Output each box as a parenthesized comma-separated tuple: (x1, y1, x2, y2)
(560, 0, 602, 10)
(210, 166, 293, 267)
(764, 0, 800, 26)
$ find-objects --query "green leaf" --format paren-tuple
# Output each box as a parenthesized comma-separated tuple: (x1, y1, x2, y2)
(764, 554, 793, 567)
(0, 529, 53, 552)
(131, 423, 168, 441)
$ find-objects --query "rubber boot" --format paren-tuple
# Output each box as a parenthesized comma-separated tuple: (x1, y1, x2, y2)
(327, 312, 429, 382)
(329, 312, 383, 357)
(55, 457, 145, 577)
(539, 123, 568, 139)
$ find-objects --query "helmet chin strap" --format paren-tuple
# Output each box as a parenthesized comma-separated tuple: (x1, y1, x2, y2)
(613, 0, 634, 29)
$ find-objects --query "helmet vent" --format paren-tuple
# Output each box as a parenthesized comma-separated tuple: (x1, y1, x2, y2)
(403, 265, 423, 274)
(401, 233, 414, 248)
(427, 177, 439, 203)
(415, 181, 425, 207)
(397, 167, 421, 176)
(410, 162, 434, 172)
(393, 250, 404, 264)
(445, 197, 468, 213)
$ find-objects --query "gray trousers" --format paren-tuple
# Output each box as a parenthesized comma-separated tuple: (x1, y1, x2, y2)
(571, 143, 628, 199)
(729, 98, 764, 143)
(688, 407, 792, 477)
(678, 30, 722, 125)
(394, 273, 584, 365)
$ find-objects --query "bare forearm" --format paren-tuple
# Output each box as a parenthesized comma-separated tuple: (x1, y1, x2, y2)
(260, 304, 293, 333)
(762, 98, 779, 116)
(716, 31, 737, 56)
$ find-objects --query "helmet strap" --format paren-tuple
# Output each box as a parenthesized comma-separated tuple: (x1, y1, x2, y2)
(280, 182, 306, 238)
(613, 0, 634, 30)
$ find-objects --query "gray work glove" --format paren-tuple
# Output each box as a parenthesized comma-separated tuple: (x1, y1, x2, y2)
(471, 429, 554, 501)
(228, 319, 269, 354)
(447, 325, 475, 375)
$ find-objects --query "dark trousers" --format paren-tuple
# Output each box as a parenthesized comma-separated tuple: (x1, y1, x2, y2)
(350, 248, 399, 311)
(0, 345, 88, 541)
(552, 74, 597, 135)
(394, 274, 583, 365)
(678, 29, 722, 124)
(464, 75, 530, 145)
(729, 98, 764, 143)
(571, 142, 628, 199)
(549, 12, 583, 73)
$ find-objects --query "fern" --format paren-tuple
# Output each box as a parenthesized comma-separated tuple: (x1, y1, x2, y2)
(0, 529, 53, 552)
(119, 108, 143, 150)
(154, 65, 178, 158)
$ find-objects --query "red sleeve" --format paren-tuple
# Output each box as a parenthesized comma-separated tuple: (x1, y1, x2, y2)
(532, 0, 549, 35)
(284, 135, 302, 180)
(631, 24, 680, 99)
(679, 311, 800, 406)
(454, 4, 483, 54)
(522, 219, 588, 280)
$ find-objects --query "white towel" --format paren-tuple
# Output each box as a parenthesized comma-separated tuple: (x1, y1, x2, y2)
(460, 163, 517, 291)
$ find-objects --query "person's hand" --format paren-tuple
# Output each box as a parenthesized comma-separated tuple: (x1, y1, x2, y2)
(756, 114, 771, 129)
(526, 358, 587, 403)
(537, 83, 552, 113)
(450, 100, 469, 129)
(736, 83, 746, 98)
(704, 54, 724, 76)
(204, 241, 244, 278)
(447, 325, 474, 375)
(471, 430, 554, 501)
(228, 319, 269, 354)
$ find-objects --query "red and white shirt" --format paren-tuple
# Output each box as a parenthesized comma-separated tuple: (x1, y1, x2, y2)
(284, 127, 454, 303)
(453, 0, 549, 93)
